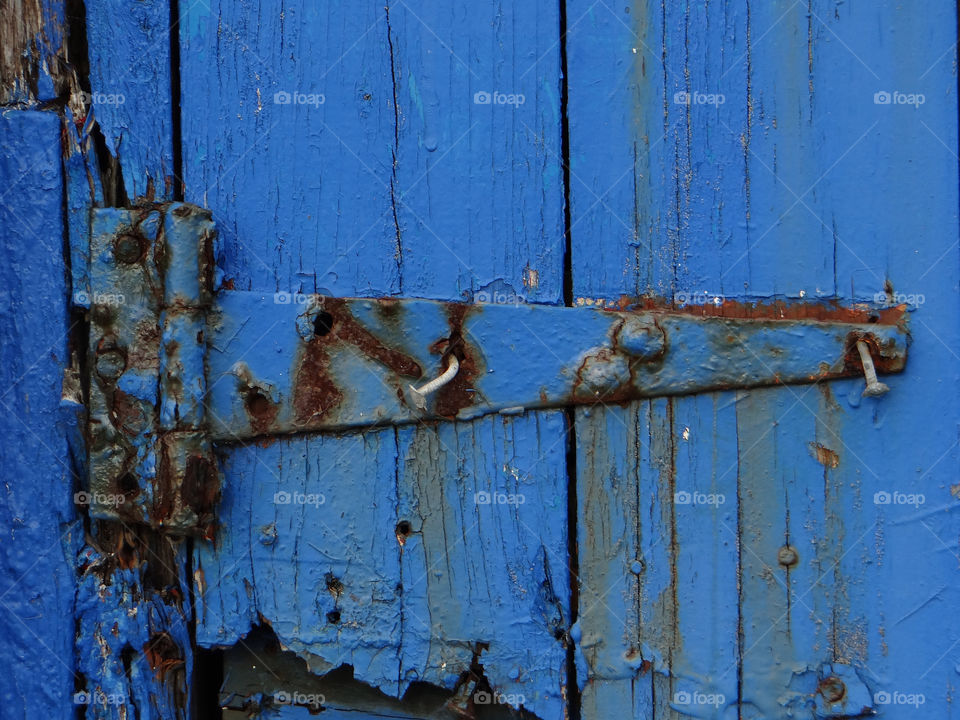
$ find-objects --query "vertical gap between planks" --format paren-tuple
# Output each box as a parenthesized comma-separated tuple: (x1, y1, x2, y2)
(170, 0, 184, 202)
(558, 1, 582, 718)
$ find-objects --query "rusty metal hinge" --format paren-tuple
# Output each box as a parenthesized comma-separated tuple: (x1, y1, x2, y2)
(75, 203, 910, 534)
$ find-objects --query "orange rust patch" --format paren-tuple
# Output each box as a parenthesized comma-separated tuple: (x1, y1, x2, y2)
(809, 442, 840, 468)
(609, 296, 908, 325)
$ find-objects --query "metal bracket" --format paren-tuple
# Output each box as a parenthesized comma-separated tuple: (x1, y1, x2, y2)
(205, 294, 908, 442)
(84, 204, 220, 535)
(78, 203, 909, 533)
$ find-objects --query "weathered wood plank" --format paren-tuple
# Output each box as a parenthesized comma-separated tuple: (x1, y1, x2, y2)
(0, 110, 79, 717)
(197, 414, 568, 718)
(0, 0, 69, 104)
(83, 0, 175, 201)
(569, 0, 960, 718)
(181, 1, 568, 716)
(178, 0, 563, 301)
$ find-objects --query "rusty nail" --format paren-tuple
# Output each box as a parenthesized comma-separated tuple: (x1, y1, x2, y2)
(856, 340, 889, 397)
(409, 354, 460, 410)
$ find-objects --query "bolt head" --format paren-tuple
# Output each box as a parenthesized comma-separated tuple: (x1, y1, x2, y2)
(777, 545, 799, 568)
(114, 233, 146, 264)
(818, 675, 846, 704)
(95, 348, 126, 381)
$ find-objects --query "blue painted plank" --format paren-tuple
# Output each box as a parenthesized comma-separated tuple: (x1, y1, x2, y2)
(569, 1, 960, 719)
(575, 402, 668, 718)
(394, 414, 569, 718)
(0, 110, 80, 717)
(75, 537, 195, 719)
(84, 0, 174, 201)
(385, 1, 564, 303)
(178, 0, 563, 303)
(576, 395, 740, 718)
(178, 0, 400, 295)
(180, 2, 569, 715)
(196, 414, 567, 718)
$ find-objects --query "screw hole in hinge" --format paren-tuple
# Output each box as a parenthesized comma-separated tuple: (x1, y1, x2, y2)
(312, 311, 334, 337)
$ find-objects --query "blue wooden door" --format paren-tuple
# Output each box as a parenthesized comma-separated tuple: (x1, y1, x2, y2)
(1, 2, 958, 719)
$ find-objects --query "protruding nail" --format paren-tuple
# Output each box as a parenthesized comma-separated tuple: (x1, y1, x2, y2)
(409, 355, 460, 410)
(856, 340, 889, 397)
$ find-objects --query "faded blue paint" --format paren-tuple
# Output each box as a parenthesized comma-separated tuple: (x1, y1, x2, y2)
(568, 1, 960, 718)
(195, 415, 569, 718)
(1, 0, 958, 717)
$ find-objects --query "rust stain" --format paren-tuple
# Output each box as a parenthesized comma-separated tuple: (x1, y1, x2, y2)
(432, 303, 482, 417)
(111, 389, 149, 435)
(324, 298, 422, 377)
(610, 296, 908, 326)
(143, 632, 185, 682)
(292, 340, 344, 425)
(809, 442, 840, 468)
(292, 298, 423, 425)
(243, 389, 279, 434)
